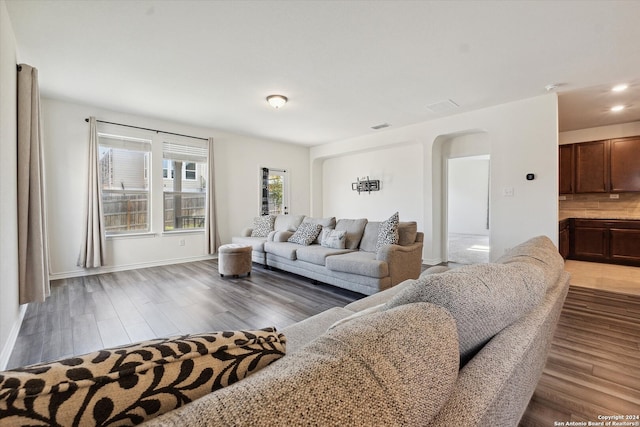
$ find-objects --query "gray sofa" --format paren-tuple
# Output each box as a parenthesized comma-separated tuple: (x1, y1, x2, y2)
(231, 214, 424, 295)
(149, 235, 570, 426)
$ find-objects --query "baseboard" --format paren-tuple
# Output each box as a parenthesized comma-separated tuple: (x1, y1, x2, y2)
(49, 254, 217, 281)
(0, 304, 27, 371)
(422, 257, 444, 266)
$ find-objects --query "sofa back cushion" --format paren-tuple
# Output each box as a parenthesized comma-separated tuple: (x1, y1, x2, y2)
(335, 218, 368, 250)
(274, 214, 305, 232)
(495, 235, 565, 290)
(384, 262, 546, 365)
(359, 221, 380, 252)
(146, 303, 460, 427)
(302, 216, 337, 244)
(398, 221, 418, 245)
(0, 329, 285, 427)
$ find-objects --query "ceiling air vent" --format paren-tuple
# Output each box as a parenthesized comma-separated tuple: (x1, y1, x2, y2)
(426, 99, 459, 114)
(371, 123, 391, 130)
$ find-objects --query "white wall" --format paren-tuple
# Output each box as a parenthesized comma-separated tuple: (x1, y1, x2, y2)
(42, 98, 310, 278)
(559, 120, 640, 144)
(311, 94, 559, 264)
(0, 0, 24, 369)
(321, 143, 423, 223)
(448, 156, 490, 235)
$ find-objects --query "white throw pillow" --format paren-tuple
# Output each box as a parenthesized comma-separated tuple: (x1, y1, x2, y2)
(320, 229, 347, 249)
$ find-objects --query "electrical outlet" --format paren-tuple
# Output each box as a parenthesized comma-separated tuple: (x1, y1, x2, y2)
(559, 195, 567, 201)
(609, 194, 620, 199)
(179, 239, 185, 246)
(503, 187, 514, 197)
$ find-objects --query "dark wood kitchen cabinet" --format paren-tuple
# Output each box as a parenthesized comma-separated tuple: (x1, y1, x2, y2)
(610, 136, 640, 192)
(559, 219, 570, 259)
(575, 140, 609, 193)
(560, 136, 640, 194)
(570, 219, 640, 266)
(558, 145, 574, 194)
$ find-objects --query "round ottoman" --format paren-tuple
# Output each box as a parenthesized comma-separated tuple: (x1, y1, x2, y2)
(218, 244, 252, 278)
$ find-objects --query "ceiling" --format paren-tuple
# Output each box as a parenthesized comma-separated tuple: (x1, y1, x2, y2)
(5, 0, 640, 146)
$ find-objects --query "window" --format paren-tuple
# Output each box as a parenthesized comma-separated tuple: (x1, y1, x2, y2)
(98, 134, 152, 235)
(260, 167, 288, 215)
(163, 141, 208, 231)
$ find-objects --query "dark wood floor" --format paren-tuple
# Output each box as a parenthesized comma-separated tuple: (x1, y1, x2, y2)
(7, 260, 363, 369)
(520, 286, 640, 425)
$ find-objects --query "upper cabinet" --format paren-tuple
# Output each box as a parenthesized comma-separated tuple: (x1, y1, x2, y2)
(559, 136, 640, 194)
(610, 136, 640, 192)
(575, 140, 609, 193)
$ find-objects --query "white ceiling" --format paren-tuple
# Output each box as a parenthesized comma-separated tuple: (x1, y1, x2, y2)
(5, 0, 640, 145)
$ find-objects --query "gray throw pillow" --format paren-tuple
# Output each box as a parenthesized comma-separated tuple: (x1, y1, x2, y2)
(375, 212, 399, 252)
(320, 229, 347, 249)
(384, 262, 546, 365)
(250, 215, 275, 237)
(288, 222, 323, 246)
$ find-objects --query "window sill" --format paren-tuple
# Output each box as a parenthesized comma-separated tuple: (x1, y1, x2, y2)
(106, 232, 157, 240)
(162, 229, 205, 236)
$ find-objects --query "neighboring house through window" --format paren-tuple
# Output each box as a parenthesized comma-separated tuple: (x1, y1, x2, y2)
(98, 133, 151, 235)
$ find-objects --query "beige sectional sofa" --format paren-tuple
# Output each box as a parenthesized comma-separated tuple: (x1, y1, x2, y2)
(231, 214, 424, 295)
(148, 235, 569, 426)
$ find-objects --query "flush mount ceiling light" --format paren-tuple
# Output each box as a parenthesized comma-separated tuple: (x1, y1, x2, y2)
(612, 84, 629, 92)
(611, 105, 625, 112)
(266, 95, 288, 109)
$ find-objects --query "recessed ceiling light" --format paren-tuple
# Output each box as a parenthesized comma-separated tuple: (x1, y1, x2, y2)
(611, 105, 625, 112)
(612, 84, 628, 92)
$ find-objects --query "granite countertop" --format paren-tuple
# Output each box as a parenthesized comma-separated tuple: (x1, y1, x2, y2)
(559, 216, 640, 222)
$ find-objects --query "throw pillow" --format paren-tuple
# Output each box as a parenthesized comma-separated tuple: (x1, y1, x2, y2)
(0, 328, 286, 426)
(250, 215, 275, 237)
(384, 262, 546, 366)
(287, 222, 323, 246)
(375, 212, 399, 252)
(320, 229, 347, 249)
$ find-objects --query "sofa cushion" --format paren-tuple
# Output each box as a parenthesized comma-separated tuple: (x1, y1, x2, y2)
(302, 217, 337, 244)
(250, 215, 275, 237)
(398, 221, 418, 246)
(0, 329, 285, 427)
(384, 262, 546, 365)
(358, 222, 380, 252)
(274, 214, 305, 232)
(325, 251, 389, 278)
(334, 218, 368, 250)
(295, 245, 352, 266)
(287, 222, 322, 246)
(376, 212, 400, 252)
(231, 236, 267, 252)
(320, 229, 347, 249)
(264, 241, 300, 260)
(147, 303, 459, 427)
(495, 235, 565, 290)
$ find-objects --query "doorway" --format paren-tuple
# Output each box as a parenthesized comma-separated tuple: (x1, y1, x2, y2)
(447, 155, 490, 264)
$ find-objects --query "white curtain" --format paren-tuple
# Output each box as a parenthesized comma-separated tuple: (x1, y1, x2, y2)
(205, 137, 221, 254)
(17, 64, 50, 304)
(77, 117, 107, 268)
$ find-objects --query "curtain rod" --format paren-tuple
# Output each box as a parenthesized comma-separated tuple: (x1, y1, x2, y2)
(84, 118, 208, 141)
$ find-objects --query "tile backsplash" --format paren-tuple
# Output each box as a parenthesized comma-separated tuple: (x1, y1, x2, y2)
(559, 193, 640, 220)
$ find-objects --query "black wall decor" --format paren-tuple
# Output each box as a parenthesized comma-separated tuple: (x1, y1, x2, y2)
(352, 176, 380, 194)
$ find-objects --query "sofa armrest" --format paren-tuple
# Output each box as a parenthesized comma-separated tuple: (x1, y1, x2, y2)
(240, 227, 253, 237)
(270, 230, 294, 242)
(376, 241, 423, 286)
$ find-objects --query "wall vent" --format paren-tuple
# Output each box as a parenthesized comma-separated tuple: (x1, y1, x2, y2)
(426, 99, 459, 113)
(371, 123, 391, 130)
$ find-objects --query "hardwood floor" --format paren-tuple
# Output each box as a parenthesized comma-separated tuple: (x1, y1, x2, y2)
(7, 260, 363, 369)
(8, 259, 640, 425)
(520, 285, 640, 425)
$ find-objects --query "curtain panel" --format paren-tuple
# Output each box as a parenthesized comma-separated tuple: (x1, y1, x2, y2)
(17, 64, 50, 304)
(205, 137, 221, 254)
(77, 117, 107, 268)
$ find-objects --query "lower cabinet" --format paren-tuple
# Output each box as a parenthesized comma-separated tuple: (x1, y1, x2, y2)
(559, 219, 570, 259)
(569, 219, 640, 266)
